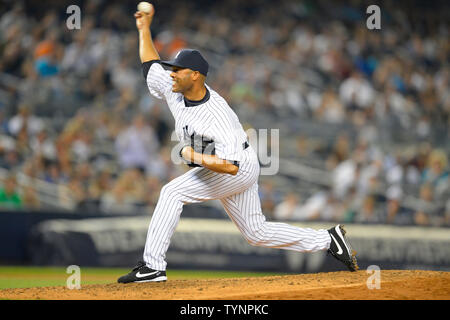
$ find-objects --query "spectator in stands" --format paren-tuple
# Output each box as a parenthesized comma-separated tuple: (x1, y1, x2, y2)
(339, 70, 375, 112)
(111, 57, 139, 94)
(414, 183, 441, 226)
(89, 168, 114, 200)
(258, 180, 282, 219)
(60, 30, 91, 75)
(115, 114, 159, 170)
(319, 193, 347, 222)
(331, 152, 361, 199)
(357, 158, 383, 196)
(71, 129, 94, 163)
(42, 160, 63, 184)
(65, 173, 87, 211)
(30, 129, 57, 163)
(315, 88, 346, 124)
(21, 185, 40, 209)
(330, 133, 351, 163)
(273, 192, 300, 220)
(74, 162, 94, 189)
(143, 175, 162, 208)
(385, 185, 403, 224)
(0, 174, 22, 209)
(291, 191, 327, 221)
(147, 104, 171, 146)
(421, 149, 449, 198)
(115, 114, 159, 172)
(353, 195, 384, 224)
(147, 146, 184, 183)
(100, 168, 147, 214)
(0, 0, 448, 224)
(0, 35, 24, 77)
(0, 147, 21, 170)
(8, 105, 44, 138)
(295, 135, 319, 159)
(445, 200, 450, 227)
(34, 37, 60, 78)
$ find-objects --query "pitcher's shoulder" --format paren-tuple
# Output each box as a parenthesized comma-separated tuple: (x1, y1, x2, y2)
(210, 91, 236, 113)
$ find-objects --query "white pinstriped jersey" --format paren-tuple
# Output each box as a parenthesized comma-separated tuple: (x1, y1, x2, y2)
(145, 61, 251, 162)
(141, 59, 331, 272)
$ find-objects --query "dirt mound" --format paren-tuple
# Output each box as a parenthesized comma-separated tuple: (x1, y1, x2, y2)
(1, 270, 449, 300)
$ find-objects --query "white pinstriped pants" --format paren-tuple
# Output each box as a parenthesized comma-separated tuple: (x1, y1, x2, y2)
(143, 148, 331, 271)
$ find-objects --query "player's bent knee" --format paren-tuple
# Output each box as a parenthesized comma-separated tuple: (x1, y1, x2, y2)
(242, 224, 268, 246)
(242, 233, 263, 246)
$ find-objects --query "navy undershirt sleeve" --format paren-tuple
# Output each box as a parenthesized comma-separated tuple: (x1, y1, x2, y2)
(142, 60, 161, 80)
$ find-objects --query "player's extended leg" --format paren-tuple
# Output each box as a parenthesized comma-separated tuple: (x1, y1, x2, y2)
(118, 162, 260, 283)
(220, 183, 332, 252)
(220, 184, 358, 271)
(142, 162, 259, 272)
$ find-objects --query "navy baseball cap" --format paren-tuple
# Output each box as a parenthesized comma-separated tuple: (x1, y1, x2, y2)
(161, 49, 209, 76)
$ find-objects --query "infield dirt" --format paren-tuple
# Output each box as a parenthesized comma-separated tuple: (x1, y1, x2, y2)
(1, 270, 449, 300)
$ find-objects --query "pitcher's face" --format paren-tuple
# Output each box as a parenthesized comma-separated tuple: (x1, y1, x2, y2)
(170, 67, 194, 93)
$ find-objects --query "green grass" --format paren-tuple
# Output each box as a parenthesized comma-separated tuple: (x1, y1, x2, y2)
(0, 266, 283, 289)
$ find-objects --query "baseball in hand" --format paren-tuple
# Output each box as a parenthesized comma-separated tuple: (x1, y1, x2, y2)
(137, 2, 153, 14)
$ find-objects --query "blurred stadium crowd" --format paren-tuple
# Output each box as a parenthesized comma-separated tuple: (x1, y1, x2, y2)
(0, 0, 449, 226)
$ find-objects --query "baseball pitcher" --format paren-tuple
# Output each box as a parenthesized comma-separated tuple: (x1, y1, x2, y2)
(118, 5, 358, 283)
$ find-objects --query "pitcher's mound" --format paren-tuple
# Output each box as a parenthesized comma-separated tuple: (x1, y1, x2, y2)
(1, 270, 449, 300)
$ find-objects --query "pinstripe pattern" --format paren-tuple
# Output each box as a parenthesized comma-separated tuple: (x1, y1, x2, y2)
(220, 182, 331, 252)
(143, 62, 332, 271)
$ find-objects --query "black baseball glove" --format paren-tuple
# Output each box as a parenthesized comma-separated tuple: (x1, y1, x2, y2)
(179, 133, 215, 167)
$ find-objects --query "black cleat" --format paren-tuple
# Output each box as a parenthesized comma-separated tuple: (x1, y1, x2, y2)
(118, 261, 167, 283)
(327, 225, 359, 272)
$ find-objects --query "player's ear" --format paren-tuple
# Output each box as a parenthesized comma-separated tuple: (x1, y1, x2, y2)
(191, 70, 200, 81)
